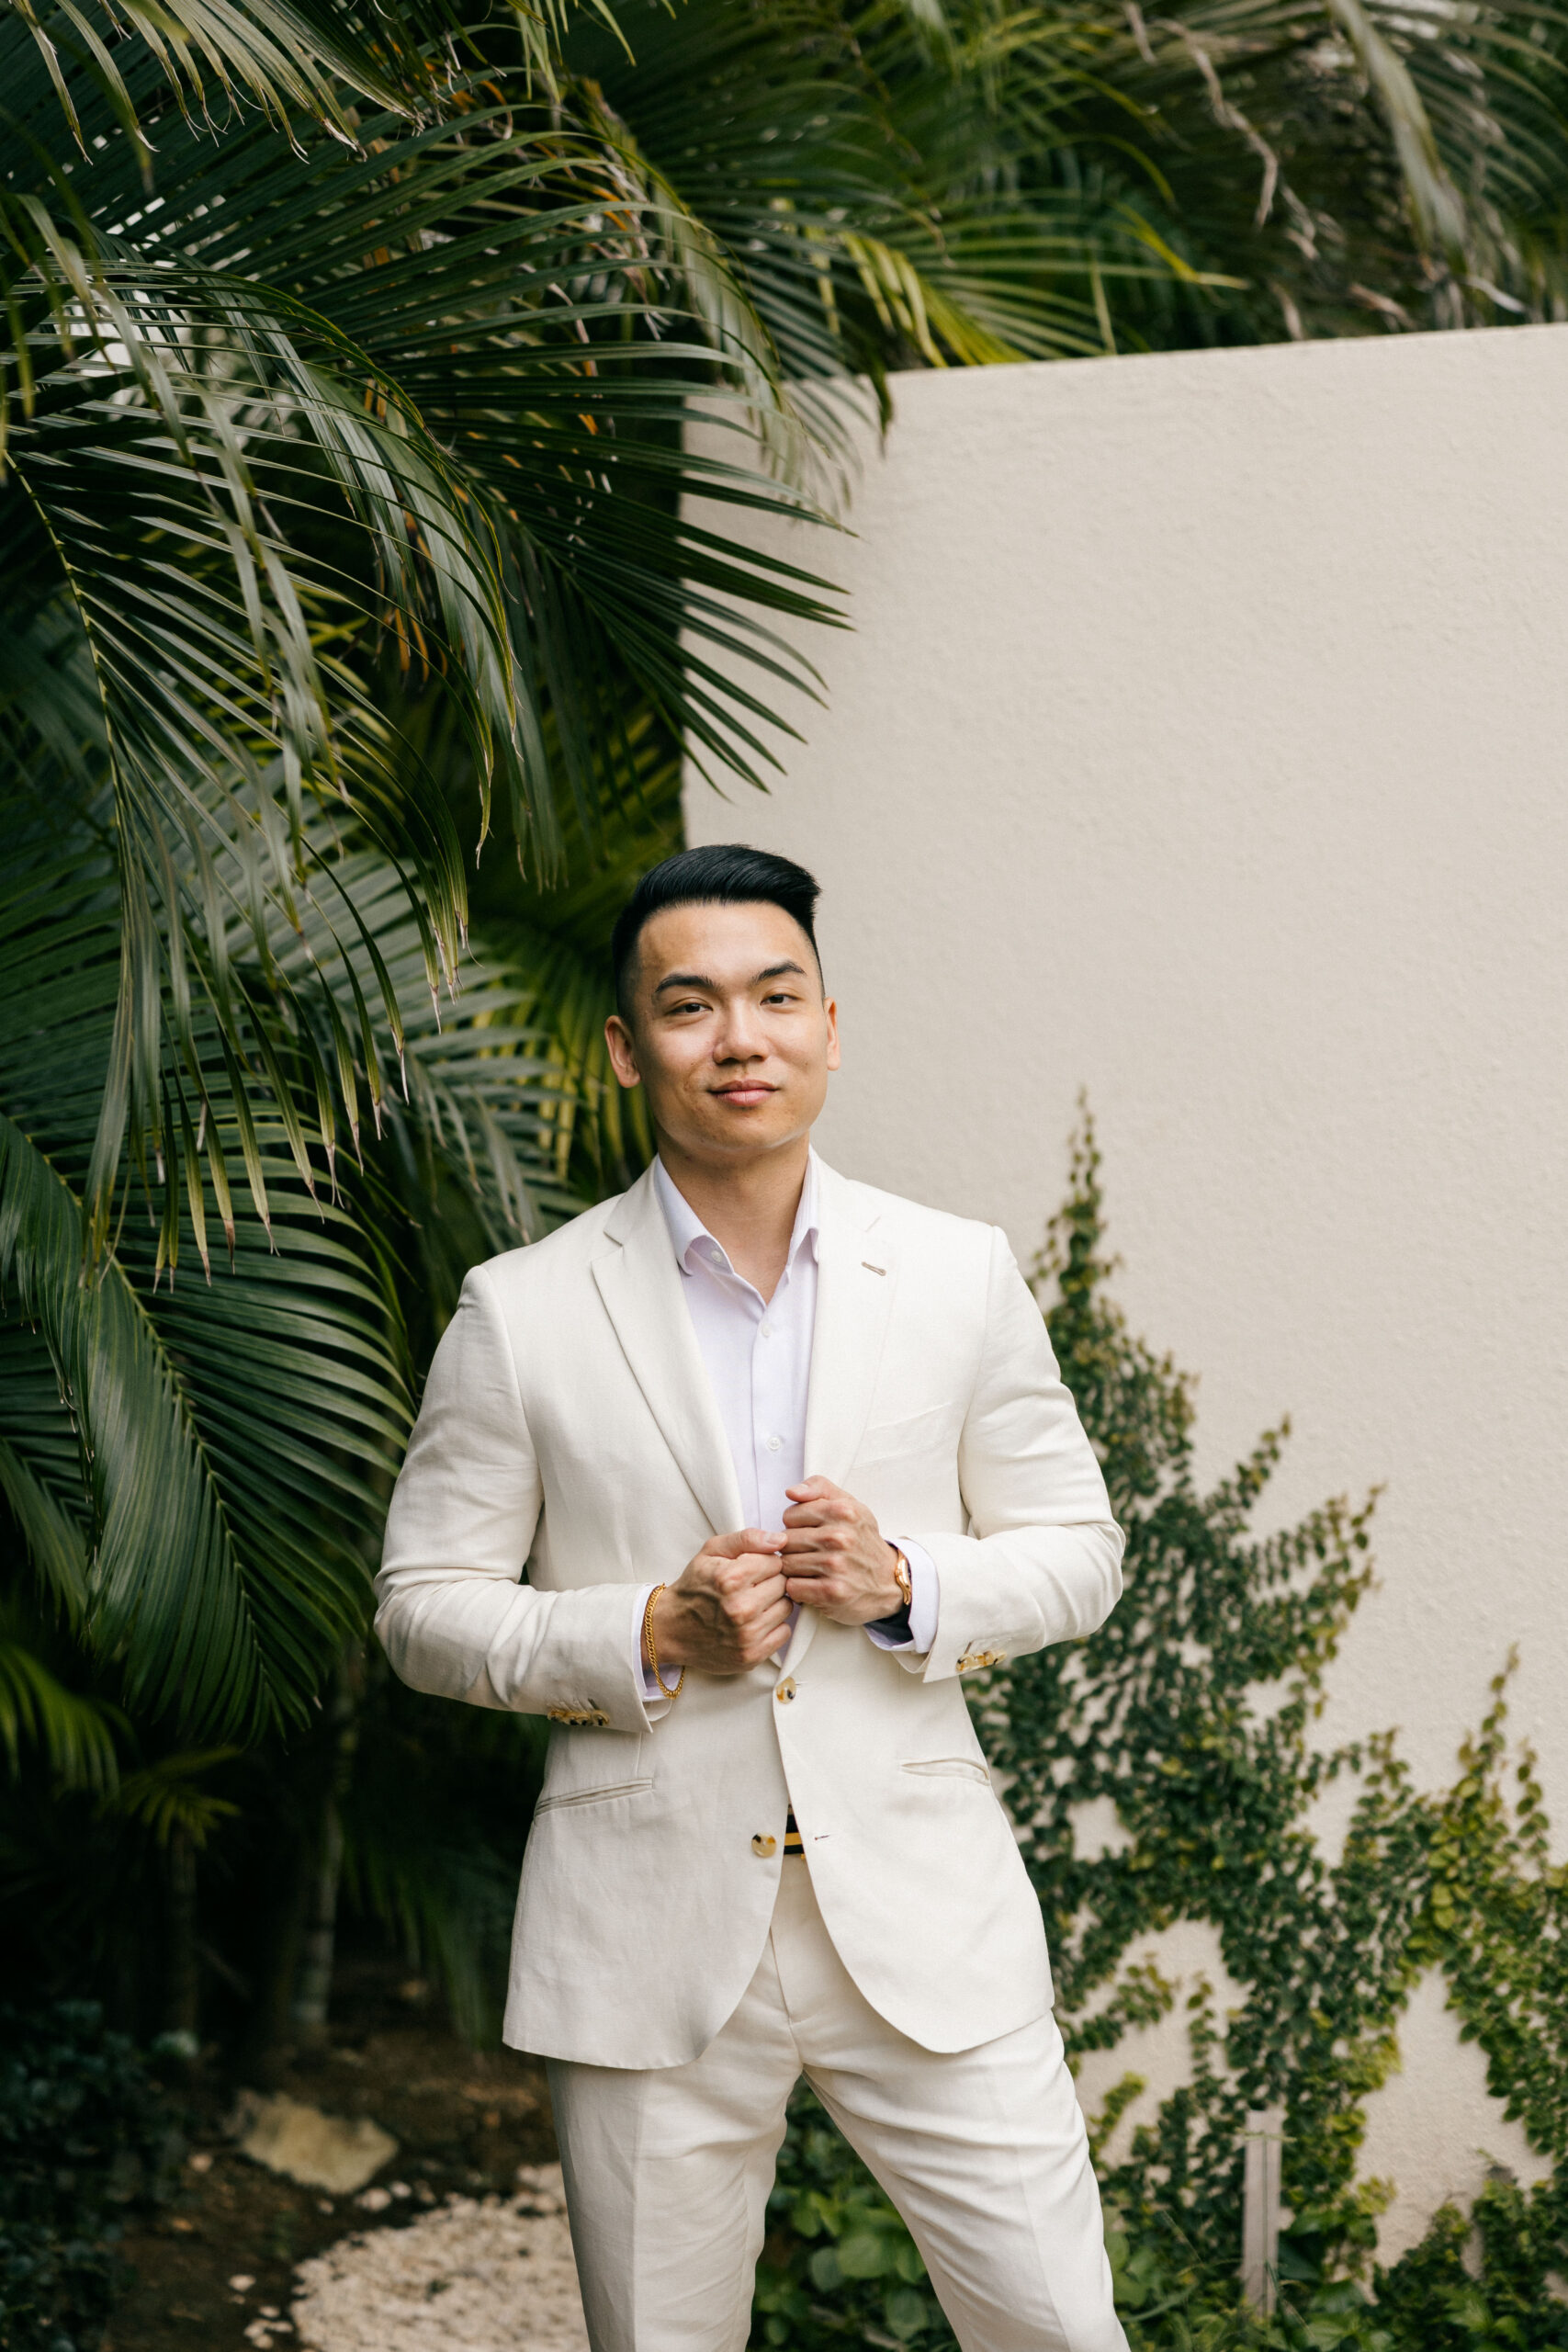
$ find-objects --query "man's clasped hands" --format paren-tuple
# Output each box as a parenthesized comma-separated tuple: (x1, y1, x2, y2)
(647, 1477, 907, 1676)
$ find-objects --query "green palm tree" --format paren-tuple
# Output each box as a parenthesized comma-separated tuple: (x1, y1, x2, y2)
(0, 0, 846, 1772)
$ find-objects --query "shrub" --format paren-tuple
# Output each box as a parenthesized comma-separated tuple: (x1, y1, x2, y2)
(0, 2004, 182, 2352)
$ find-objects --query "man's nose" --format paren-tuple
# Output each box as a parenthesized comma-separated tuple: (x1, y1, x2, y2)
(714, 1003, 765, 1061)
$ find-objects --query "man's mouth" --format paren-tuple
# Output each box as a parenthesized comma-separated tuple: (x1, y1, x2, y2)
(712, 1082, 776, 1105)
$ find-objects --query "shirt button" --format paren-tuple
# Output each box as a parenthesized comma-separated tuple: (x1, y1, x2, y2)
(760, 1322, 772, 1339)
(766, 1434, 784, 1453)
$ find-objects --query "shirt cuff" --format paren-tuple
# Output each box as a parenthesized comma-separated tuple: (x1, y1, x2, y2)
(864, 1539, 938, 1656)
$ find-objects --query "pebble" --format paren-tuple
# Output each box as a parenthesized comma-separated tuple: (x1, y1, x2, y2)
(290, 2165, 586, 2350)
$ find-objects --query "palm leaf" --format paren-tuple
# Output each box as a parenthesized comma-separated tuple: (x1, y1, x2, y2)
(1, 16, 855, 1247)
(0, 1617, 120, 1792)
(5, 0, 419, 153)
(0, 809, 412, 1738)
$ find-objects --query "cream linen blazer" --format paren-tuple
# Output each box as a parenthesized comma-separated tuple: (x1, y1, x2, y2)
(375, 1159, 1123, 2069)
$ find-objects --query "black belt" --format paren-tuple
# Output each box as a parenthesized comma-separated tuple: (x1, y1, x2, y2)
(784, 1810, 804, 1854)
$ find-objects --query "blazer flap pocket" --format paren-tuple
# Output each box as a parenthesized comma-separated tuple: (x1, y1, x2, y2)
(535, 1777, 653, 1815)
(900, 1757, 991, 1786)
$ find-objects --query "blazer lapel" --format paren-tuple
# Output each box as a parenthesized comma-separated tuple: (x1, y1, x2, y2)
(592, 1168, 743, 1539)
(785, 1161, 898, 1673)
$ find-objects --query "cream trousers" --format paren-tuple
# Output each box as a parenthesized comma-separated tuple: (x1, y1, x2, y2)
(547, 1860, 1129, 2352)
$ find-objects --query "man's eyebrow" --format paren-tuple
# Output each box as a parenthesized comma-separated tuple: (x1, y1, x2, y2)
(652, 960, 807, 998)
(653, 970, 716, 997)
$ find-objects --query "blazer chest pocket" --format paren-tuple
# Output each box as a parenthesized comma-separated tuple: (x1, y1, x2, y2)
(900, 1757, 991, 1787)
(855, 1401, 959, 1467)
(535, 1776, 653, 1815)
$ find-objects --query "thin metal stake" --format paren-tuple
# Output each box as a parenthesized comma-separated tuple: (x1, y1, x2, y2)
(1241, 2107, 1286, 2314)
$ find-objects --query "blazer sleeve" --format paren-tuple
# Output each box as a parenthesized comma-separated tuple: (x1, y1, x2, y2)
(909, 1227, 1124, 1682)
(373, 1264, 655, 1736)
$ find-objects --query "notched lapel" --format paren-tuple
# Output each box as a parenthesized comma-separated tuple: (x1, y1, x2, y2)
(784, 1166, 898, 1677)
(592, 1170, 743, 1539)
(803, 1168, 899, 1491)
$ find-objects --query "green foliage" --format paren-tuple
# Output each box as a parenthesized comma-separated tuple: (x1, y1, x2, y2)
(1, 0, 849, 1275)
(569, 0, 1568, 382)
(1416, 1674, 1568, 2171)
(754, 2086, 953, 2348)
(750, 1118, 1568, 2350)
(995, 1117, 1402, 2279)
(1374, 2176, 1568, 2350)
(0, 2003, 181, 2352)
(0, 801, 413, 1747)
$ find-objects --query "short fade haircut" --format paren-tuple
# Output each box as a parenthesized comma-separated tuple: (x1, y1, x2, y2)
(610, 843, 822, 1022)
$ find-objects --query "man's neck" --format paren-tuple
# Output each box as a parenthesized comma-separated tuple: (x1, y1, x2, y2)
(655, 1136, 811, 1303)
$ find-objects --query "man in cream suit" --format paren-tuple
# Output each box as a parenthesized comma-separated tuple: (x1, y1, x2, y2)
(377, 844, 1129, 2352)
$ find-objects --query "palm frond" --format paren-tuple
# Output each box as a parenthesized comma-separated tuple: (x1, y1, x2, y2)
(0, 1619, 120, 1792)
(4, 0, 417, 153)
(107, 1747, 242, 1847)
(565, 0, 1568, 372)
(0, 811, 412, 1737)
(0, 14, 856, 1240)
(0, 203, 532, 1201)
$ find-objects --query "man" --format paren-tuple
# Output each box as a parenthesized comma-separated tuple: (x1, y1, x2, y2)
(376, 844, 1129, 2352)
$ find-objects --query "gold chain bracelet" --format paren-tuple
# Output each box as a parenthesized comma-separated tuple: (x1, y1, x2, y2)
(643, 1583, 685, 1702)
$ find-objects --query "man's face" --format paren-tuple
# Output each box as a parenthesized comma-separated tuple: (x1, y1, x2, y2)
(605, 899, 839, 1163)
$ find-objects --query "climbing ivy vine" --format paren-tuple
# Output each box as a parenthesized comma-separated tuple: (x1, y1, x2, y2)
(750, 1117, 1568, 2350)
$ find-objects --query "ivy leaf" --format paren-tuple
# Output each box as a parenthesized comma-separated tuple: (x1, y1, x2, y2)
(835, 2229, 891, 2279)
(883, 2284, 931, 2341)
(807, 2245, 841, 2291)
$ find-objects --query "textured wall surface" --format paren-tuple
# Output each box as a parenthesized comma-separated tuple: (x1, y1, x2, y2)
(684, 325, 1568, 2254)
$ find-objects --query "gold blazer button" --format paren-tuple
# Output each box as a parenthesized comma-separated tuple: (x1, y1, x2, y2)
(751, 1833, 777, 1858)
(774, 1678, 797, 1704)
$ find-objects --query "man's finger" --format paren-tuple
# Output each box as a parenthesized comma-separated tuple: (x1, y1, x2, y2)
(707, 1526, 786, 1560)
(782, 1498, 855, 1528)
(784, 1568, 858, 1600)
(785, 1476, 840, 1502)
(732, 1573, 788, 1615)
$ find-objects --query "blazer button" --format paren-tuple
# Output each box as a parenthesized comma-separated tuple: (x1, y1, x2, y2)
(751, 1834, 777, 1858)
(774, 1678, 797, 1705)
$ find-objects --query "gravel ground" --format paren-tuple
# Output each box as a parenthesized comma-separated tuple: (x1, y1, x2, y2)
(104, 1984, 561, 2352)
(288, 2166, 588, 2352)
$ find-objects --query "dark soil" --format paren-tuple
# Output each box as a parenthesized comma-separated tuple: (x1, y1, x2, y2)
(103, 1962, 558, 2352)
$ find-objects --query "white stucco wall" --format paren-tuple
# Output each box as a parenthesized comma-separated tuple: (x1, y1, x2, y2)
(684, 325, 1568, 2256)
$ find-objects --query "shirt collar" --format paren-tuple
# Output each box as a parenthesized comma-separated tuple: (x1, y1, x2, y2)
(652, 1151, 820, 1283)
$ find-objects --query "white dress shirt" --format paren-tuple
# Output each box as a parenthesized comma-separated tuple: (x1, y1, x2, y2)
(637, 1152, 937, 1686)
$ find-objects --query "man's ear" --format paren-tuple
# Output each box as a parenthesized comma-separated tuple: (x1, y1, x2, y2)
(604, 1012, 642, 1091)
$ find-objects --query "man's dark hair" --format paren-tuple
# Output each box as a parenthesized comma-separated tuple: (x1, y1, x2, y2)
(610, 843, 822, 1020)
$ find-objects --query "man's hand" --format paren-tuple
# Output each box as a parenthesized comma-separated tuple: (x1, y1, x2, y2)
(649, 1528, 792, 1676)
(780, 1476, 906, 1626)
